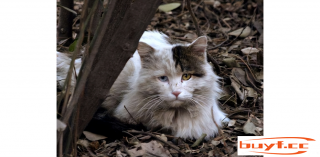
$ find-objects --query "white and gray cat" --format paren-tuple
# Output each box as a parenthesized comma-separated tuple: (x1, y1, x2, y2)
(57, 31, 229, 139)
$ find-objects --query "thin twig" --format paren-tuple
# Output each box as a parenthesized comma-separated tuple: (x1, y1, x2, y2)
(128, 130, 185, 155)
(201, 6, 226, 74)
(84, 4, 95, 60)
(181, 0, 185, 14)
(72, 2, 99, 156)
(193, 0, 204, 11)
(124, 105, 139, 125)
(244, 68, 263, 95)
(221, 18, 231, 30)
(203, 6, 230, 50)
(238, 62, 263, 68)
(231, 54, 257, 81)
(207, 53, 221, 74)
(240, 91, 247, 107)
(58, 132, 63, 157)
(159, 11, 189, 25)
(221, 93, 235, 106)
(73, 66, 78, 80)
(211, 107, 230, 155)
(191, 133, 207, 147)
(57, 4, 77, 15)
(122, 131, 136, 138)
(224, 27, 246, 47)
(186, 0, 201, 36)
(224, 8, 257, 47)
(209, 30, 230, 50)
(120, 144, 131, 156)
(151, 132, 176, 139)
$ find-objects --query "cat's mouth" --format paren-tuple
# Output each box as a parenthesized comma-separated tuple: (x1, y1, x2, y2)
(169, 100, 184, 107)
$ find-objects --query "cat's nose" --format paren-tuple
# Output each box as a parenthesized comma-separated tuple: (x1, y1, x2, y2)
(172, 91, 181, 98)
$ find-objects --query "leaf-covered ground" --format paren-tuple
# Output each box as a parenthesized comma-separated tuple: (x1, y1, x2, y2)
(58, 0, 263, 156)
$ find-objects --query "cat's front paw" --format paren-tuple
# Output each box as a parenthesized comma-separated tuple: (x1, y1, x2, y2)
(222, 117, 230, 124)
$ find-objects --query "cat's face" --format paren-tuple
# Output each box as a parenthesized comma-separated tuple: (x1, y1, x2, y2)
(136, 36, 219, 109)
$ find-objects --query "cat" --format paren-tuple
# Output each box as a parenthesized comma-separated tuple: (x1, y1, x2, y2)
(57, 31, 229, 140)
(57, 51, 81, 91)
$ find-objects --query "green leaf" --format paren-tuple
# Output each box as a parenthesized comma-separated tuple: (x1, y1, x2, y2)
(69, 39, 78, 52)
(158, 3, 181, 12)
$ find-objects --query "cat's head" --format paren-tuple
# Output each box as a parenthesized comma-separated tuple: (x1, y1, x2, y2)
(136, 36, 221, 109)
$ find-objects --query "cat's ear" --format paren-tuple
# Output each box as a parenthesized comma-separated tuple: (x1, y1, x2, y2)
(189, 36, 207, 55)
(137, 42, 155, 59)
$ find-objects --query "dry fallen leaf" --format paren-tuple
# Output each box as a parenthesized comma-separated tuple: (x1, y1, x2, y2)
(116, 150, 127, 157)
(204, 0, 215, 5)
(256, 127, 263, 132)
(243, 115, 258, 135)
(128, 140, 170, 157)
(77, 139, 89, 147)
(245, 87, 257, 98)
(158, 3, 181, 12)
(208, 150, 214, 157)
(228, 119, 236, 127)
(228, 26, 251, 38)
(89, 141, 100, 150)
(156, 134, 168, 142)
(256, 70, 263, 80)
(213, 1, 221, 8)
(211, 140, 221, 146)
(57, 119, 66, 132)
(83, 131, 107, 141)
(184, 33, 198, 41)
(243, 120, 256, 135)
(139, 135, 151, 140)
(231, 78, 245, 100)
(232, 68, 249, 86)
(222, 57, 240, 68)
(241, 47, 260, 55)
(227, 44, 239, 52)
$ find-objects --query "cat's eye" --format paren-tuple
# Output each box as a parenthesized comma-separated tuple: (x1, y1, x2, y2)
(182, 74, 192, 80)
(158, 76, 168, 82)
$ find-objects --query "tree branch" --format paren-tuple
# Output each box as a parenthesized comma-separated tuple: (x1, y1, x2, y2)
(186, 0, 201, 36)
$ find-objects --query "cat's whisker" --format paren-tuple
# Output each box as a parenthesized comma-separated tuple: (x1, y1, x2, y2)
(194, 98, 208, 107)
(149, 100, 164, 117)
(182, 101, 194, 117)
(146, 99, 162, 111)
(187, 98, 200, 110)
(192, 96, 211, 106)
(136, 96, 164, 118)
(135, 95, 160, 107)
(143, 99, 161, 115)
(193, 94, 215, 102)
(190, 98, 207, 110)
(152, 102, 168, 115)
(136, 97, 161, 116)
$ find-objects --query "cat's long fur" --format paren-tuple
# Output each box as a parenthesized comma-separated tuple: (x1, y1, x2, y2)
(57, 31, 229, 140)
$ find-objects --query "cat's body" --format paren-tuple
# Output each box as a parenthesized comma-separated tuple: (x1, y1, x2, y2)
(57, 31, 229, 140)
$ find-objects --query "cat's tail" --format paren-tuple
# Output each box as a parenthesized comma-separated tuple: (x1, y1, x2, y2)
(57, 51, 82, 91)
(84, 107, 146, 140)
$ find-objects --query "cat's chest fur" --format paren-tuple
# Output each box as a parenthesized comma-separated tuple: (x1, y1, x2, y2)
(109, 31, 229, 139)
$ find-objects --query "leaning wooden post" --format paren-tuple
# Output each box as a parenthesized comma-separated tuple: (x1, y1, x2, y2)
(61, 0, 162, 154)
